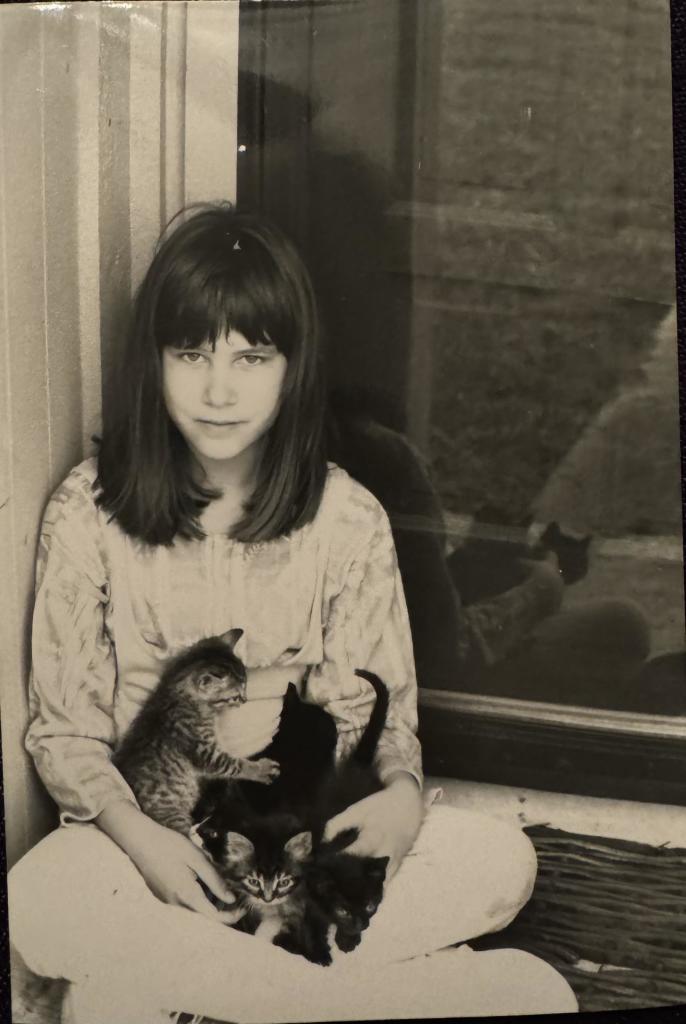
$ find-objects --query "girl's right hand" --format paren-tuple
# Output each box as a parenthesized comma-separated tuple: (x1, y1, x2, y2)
(129, 820, 244, 924)
(96, 799, 243, 924)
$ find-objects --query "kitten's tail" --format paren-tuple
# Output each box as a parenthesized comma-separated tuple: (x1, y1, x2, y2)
(352, 669, 389, 765)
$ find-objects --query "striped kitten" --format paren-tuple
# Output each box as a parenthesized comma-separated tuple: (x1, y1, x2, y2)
(114, 628, 279, 835)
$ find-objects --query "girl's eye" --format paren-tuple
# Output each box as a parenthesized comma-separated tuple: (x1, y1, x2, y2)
(179, 351, 205, 364)
(237, 353, 267, 367)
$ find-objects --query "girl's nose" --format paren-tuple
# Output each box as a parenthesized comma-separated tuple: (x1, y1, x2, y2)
(203, 368, 238, 406)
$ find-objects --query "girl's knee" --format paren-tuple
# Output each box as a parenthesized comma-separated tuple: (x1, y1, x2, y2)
(482, 823, 537, 931)
(7, 825, 151, 980)
(422, 805, 538, 930)
(487, 948, 578, 1014)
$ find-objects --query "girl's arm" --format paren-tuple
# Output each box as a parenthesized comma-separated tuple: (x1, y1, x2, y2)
(27, 472, 237, 918)
(26, 473, 139, 824)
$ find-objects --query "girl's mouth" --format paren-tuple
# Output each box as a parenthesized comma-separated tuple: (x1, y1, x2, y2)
(197, 419, 243, 431)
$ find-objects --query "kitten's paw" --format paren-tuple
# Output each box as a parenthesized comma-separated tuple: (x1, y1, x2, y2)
(274, 932, 332, 966)
(272, 932, 301, 956)
(336, 931, 361, 953)
(250, 757, 281, 784)
(308, 947, 332, 967)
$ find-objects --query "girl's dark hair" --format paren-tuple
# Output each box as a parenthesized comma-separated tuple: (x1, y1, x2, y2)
(96, 203, 327, 545)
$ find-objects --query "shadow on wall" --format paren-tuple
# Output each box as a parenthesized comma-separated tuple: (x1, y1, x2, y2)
(236, 69, 412, 434)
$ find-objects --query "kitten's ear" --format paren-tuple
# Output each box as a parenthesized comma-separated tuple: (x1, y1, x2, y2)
(284, 831, 312, 861)
(369, 856, 390, 879)
(219, 628, 243, 651)
(327, 827, 359, 853)
(188, 821, 206, 850)
(224, 831, 254, 861)
(542, 521, 560, 542)
(285, 682, 299, 704)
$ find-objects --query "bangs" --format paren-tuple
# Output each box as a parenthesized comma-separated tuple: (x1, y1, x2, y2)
(154, 227, 299, 355)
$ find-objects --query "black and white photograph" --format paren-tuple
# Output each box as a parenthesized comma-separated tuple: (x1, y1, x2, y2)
(1, 0, 684, 1021)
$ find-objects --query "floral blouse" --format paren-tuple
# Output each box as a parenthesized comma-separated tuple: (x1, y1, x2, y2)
(25, 459, 423, 824)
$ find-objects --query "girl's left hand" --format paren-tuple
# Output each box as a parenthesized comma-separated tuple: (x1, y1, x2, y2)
(323, 773, 423, 880)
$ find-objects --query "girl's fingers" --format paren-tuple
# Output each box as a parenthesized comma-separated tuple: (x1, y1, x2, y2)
(190, 851, 236, 905)
(215, 905, 246, 926)
(322, 809, 356, 842)
(177, 883, 224, 920)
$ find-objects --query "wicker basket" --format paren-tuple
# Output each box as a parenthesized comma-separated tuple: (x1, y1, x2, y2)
(473, 825, 686, 1011)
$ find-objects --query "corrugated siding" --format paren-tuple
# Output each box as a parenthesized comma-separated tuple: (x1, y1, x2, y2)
(0, 0, 239, 869)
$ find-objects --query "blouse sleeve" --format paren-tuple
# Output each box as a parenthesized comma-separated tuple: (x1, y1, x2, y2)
(25, 472, 138, 824)
(306, 490, 423, 790)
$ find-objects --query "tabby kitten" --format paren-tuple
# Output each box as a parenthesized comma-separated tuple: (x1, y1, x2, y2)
(194, 808, 321, 956)
(114, 628, 280, 835)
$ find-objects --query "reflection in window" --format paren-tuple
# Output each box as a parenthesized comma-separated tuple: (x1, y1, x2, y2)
(237, 0, 683, 714)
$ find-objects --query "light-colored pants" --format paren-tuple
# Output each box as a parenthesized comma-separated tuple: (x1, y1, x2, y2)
(8, 804, 578, 1022)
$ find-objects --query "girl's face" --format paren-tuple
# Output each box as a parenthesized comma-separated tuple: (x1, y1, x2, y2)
(162, 330, 287, 479)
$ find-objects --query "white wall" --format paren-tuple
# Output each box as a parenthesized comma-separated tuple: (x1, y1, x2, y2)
(0, 0, 239, 869)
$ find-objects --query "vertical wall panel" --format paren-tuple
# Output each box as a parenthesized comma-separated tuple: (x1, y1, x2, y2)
(162, 2, 188, 227)
(1, 1, 239, 870)
(129, 3, 164, 295)
(0, 7, 69, 867)
(43, 10, 83, 475)
(98, 4, 132, 419)
(75, 4, 104, 452)
(185, 1, 239, 205)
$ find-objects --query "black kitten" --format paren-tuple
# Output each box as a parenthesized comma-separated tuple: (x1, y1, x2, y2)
(301, 669, 390, 956)
(309, 669, 389, 841)
(242, 680, 339, 817)
(195, 678, 339, 828)
(539, 522, 591, 585)
(447, 516, 591, 606)
(306, 828, 388, 954)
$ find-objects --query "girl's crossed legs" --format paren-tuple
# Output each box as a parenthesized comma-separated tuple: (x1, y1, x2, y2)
(8, 804, 577, 1023)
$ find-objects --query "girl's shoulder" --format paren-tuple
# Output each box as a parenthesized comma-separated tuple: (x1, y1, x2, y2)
(315, 462, 390, 549)
(41, 456, 101, 536)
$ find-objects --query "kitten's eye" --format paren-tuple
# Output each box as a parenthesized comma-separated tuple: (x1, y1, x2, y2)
(197, 673, 217, 689)
(337, 908, 351, 919)
(277, 878, 293, 890)
(365, 901, 377, 914)
(244, 876, 260, 891)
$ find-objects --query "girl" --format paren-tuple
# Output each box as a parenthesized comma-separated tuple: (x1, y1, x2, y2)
(8, 204, 577, 1023)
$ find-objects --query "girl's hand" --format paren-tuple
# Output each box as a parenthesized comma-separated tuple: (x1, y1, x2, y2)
(128, 820, 244, 924)
(323, 772, 423, 880)
(96, 800, 243, 924)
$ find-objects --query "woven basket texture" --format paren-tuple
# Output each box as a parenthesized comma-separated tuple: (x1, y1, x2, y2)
(472, 824, 686, 1012)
